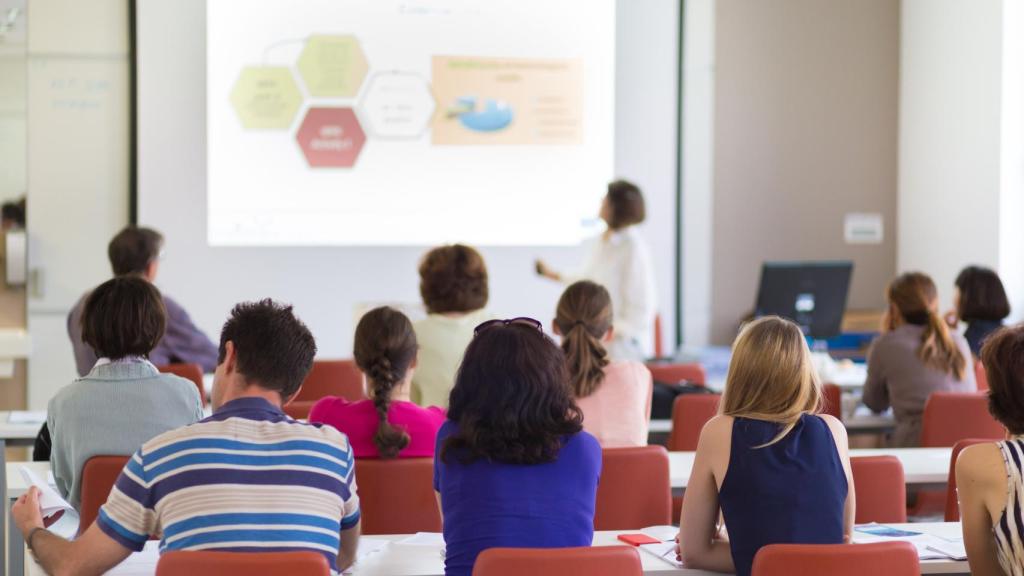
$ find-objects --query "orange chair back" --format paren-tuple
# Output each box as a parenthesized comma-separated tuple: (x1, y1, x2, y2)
(472, 546, 642, 576)
(653, 314, 664, 359)
(667, 394, 721, 451)
(283, 401, 316, 420)
(975, 360, 989, 391)
(822, 383, 842, 420)
(945, 438, 993, 521)
(354, 458, 441, 535)
(79, 455, 131, 532)
(752, 541, 919, 576)
(921, 392, 1004, 447)
(646, 362, 706, 386)
(850, 456, 906, 523)
(594, 446, 672, 530)
(157, 363, 206, 407)
(289, 360, 366, 407)
(157, 550, 330, 576)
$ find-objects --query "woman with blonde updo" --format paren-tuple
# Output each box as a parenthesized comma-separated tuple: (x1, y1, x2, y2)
(310, 306, 445, 458)
(553, 280, 652, 447)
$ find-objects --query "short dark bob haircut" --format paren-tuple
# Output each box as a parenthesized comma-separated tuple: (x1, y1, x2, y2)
(605, 179, 646, 230)
(81, 276, 166, 360)
(956, 266, 1010, 323)
(982, 324, 1024, 435)
(418, 244, 489, 315)
(218, 299, 317, 402)
(441, 321, 583, 465)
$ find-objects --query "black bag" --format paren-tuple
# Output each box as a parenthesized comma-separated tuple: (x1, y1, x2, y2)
(651, 380, 715, 420)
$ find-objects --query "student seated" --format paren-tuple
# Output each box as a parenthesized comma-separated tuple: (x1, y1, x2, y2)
(434, 318, 601, 576)
(309, 306, 445, 458)
(679, 316, 854, 576)
(957, 325, 1022, 576)
(864, 272, 975, 447)
(68, 226, 218, 377)
(14, 300, 361, 574)
(949, 265, 1011, 357)
(48, 276, 203, 509)
(552, 280, 652, 447)
(412, 244, 492, 407)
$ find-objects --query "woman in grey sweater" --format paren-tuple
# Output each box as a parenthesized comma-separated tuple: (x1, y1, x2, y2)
(48, 276, 204, 509)
(864, 272, 976, 447)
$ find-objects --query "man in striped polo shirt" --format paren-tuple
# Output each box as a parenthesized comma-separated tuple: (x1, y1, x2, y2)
(14, 299, 361, 574)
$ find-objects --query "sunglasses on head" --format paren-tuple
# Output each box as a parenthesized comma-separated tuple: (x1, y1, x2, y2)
(473, 317, 543, 336)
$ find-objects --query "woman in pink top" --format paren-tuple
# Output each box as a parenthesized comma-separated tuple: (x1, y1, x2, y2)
(310, 306, 445, 458)
(553, 281, 652, 447)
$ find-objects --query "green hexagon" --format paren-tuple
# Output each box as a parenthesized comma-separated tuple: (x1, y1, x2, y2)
(297, 35, 369, 98)
(229, 66, 303, 130)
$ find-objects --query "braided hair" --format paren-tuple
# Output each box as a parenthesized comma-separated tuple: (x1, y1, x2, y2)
(353, 307, 418, 458)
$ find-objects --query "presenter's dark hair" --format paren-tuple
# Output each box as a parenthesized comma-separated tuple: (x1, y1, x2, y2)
(108, 227, 164, 276)
(555, 281, 613, 398)
(81, 276, 166, 360)
(353, 307, 417, 459)
(605, 179, 646, 229)
(441, 322, 582, 465)
(218, 299, 317, 401)
(956, 266, 1010, 323)
(981, 325, 1024, 435)
(419, 244, 489, 314)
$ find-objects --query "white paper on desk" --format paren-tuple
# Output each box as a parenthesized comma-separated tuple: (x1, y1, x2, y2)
(639, 542, 684, 567)
(853, 524, 965, 561)
(107, 541, 160, 576)
(398, 532, 445, 546)
(8, 411, 46, 425)
(641, 525, 680, 541)
(341, 538, 391, 574)
(19, 465, 80, 541)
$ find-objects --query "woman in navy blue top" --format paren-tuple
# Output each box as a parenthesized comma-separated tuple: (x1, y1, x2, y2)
(433, 318, 602, 576)
(679, 316, 854, 576)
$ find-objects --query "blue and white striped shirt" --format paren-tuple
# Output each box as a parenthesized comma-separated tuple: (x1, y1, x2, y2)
(97, 397, 360, 572)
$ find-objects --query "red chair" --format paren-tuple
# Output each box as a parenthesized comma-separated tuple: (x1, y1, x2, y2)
(822, 383, 842, 420)
(667, 394, 721, 451)
(850, 456, 906, 523)
(646, 363, 706, 386)
(594, 446, 672, 530)
(752, 541, 919, 576)
(472, 546, 642, 576)
(354, 458, 442, 535)
(653, 314, 664, 359)
(945, 438, 994, 521)
(287, 360, 366, 413)
(921, 392, 1003, 447)
(157, 363, 206, 407)
(79, 455, 131, 532)
(157, 550, 330, 576)
(283, 401, 317, 420)
(975, 359, 989, 391)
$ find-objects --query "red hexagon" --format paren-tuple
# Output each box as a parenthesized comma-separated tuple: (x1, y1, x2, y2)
(296, 107, 366, 168)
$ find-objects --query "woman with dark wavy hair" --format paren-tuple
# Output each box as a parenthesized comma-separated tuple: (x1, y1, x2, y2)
(433, 318, 601, 576)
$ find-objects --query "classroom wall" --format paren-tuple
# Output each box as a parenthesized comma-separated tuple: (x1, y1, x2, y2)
(707, 0, 900, 344)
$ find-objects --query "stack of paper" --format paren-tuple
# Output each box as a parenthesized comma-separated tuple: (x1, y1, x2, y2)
(853, 523, 966, 561)
(9, 411, 47, 425)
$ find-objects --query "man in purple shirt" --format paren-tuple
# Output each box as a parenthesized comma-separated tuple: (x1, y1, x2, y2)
(67, 227, 218, 376)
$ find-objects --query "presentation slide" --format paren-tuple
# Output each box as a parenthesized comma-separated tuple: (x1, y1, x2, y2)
(207, 0, 616, 246)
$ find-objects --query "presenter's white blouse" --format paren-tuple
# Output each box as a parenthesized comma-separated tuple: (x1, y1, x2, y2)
(566, 226, 656, 359)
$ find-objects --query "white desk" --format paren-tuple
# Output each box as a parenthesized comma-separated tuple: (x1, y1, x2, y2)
(649, 411, 894, 438)
(668, 447, 951, 489)
(24, 524, 968, 576)
(0, 412, 44, 576)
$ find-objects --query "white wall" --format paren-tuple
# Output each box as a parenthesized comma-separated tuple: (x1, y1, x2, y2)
(898, 0, 1024, 319)
(26, 0, 130, 408)
(136, 0, 681, 359)
(898, 0, 1002, 306)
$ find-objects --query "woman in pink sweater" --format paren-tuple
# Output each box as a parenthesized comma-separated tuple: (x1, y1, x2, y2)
(310, 307, 445, 458)
(553, 281, 652, 447)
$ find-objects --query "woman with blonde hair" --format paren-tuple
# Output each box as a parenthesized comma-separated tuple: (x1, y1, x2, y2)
(864, 272, 975, 447)
(552, 280, 652, 447)
(678, 316, 854, 576)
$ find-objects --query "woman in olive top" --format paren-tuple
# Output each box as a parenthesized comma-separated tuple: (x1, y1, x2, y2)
(48, 277, 203, 509)
(863, 272, 975, 447)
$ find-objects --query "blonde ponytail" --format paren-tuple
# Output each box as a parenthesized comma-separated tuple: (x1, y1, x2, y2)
(888, 272, 968, 380)
(920, 308, 967, 380)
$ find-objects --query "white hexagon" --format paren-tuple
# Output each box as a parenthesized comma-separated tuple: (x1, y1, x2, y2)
(357, 72, 436, 139)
